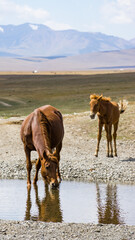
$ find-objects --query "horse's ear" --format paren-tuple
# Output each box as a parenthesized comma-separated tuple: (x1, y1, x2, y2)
(98, 95, 103, 101)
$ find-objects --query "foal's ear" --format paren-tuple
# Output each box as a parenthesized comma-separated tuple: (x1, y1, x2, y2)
(98, 95, 103, 101)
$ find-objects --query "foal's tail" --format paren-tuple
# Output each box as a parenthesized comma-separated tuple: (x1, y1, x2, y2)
(118, 99, 128, 114)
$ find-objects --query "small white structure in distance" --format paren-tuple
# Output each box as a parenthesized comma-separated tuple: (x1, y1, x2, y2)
(32, 70, 38, 73)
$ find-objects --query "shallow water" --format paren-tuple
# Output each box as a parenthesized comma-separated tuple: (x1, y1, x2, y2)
(0, 180, 135, 225)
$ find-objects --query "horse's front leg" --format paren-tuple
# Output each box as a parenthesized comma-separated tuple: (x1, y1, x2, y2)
(33, 158, 41, 184)
(53, 141, 62, 182)
(24, 145, 32, 187)
(95, 122, 103, 157)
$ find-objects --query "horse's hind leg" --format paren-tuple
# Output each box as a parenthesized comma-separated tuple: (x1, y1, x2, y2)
(24, 146, 32, 187)
(33, 158, 41, 184)
(53, 141, 62, 182)
(113, 122, 118, 156)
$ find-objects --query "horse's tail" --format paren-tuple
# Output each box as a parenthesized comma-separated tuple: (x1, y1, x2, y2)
(118, 99, 128, 114)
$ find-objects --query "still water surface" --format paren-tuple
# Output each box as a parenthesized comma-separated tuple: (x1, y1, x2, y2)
(0, 180, 135, 225)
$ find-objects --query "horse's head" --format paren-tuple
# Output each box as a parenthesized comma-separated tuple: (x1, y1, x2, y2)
(89, 94, 102, 119)
(40, 151, 59, 188)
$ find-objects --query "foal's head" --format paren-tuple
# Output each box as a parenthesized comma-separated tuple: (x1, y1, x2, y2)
(40, 151, 59, 188)
(89, 94, 102, 119)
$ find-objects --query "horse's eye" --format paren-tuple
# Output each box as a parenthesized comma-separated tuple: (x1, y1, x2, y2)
(45, 166, 50, 170)
(45, 164, 50, 170)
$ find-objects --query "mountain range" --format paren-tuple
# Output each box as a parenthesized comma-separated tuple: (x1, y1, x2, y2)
(0, 23, 135, 57)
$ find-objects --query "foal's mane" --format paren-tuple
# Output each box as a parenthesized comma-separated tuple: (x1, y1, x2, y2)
(90, 94, 111, 102)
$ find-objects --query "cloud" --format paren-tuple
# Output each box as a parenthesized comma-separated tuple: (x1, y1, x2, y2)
(102, 0, 135, 24)
(0, 0, 49, 24)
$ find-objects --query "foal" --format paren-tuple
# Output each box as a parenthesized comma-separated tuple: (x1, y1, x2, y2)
(89, 94, 127, 157)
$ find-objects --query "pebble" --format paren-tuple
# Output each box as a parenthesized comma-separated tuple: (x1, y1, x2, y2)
(0, 115, 135, 239)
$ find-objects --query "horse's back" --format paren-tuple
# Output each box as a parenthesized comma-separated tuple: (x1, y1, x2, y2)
(21, 105, 64, 149)
(39, 105, 64, 147)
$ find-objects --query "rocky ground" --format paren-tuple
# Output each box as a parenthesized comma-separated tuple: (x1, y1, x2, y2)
(0, 108, 135, 239)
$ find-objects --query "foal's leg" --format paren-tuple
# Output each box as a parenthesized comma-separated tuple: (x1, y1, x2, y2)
(53, 141, 62, 182)
(24, 145, 32, 187)
(105, 124, 113, 157)
(113, 122, 119, 156)
(95, 121, 103, 157)
(108, 124, 113, 157)
(105, 124, 110, 157)
(33, 158, 41, 184)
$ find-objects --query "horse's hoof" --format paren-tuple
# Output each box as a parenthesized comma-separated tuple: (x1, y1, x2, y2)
(33, 180, 37, 185)
(94, 154, 98, 157)
(57, 177, 62, 183)
(27, 182, 31, 189)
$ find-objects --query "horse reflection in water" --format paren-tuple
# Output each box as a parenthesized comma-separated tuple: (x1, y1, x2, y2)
(25, 184, 62, 222)
(96, 183, 124, 224)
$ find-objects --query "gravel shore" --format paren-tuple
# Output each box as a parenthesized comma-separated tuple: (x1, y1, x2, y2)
(0, 111, 135, 240)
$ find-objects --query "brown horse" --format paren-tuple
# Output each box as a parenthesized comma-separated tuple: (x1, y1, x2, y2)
(89, 94, 127, 157)
(20, 105, 64, 188)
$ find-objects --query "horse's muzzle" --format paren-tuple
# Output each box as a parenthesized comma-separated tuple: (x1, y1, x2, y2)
(50, 182, 59, 189)
(90, 113, 95, 119)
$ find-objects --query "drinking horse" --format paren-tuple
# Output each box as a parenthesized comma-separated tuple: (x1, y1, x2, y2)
(89, 94, 127, 157)
(20, 105, 64, 188)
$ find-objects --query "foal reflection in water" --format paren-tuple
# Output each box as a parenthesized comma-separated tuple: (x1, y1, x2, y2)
(20, 105, 64, 188)
(25, 184, 62, 222)
(96, 183, 123, 224)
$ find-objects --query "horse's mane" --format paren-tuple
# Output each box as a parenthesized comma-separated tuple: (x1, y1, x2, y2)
(90, 94, 111, 102)
(38, 110, 51, 151)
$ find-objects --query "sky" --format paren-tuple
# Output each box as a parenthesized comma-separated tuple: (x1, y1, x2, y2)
(0, 0, 135, 40)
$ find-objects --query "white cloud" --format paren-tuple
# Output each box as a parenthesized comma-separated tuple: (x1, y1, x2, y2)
(0, 27, 4, 32)
(102, 0, 135, 24)
(0, 0, 49, 24)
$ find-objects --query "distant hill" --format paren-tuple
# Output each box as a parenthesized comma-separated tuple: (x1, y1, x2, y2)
(0, 48, 135, 72)
(0, 23, 134, 57)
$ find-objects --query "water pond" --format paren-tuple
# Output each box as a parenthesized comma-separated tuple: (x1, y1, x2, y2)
(0, 180, 135, 225)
